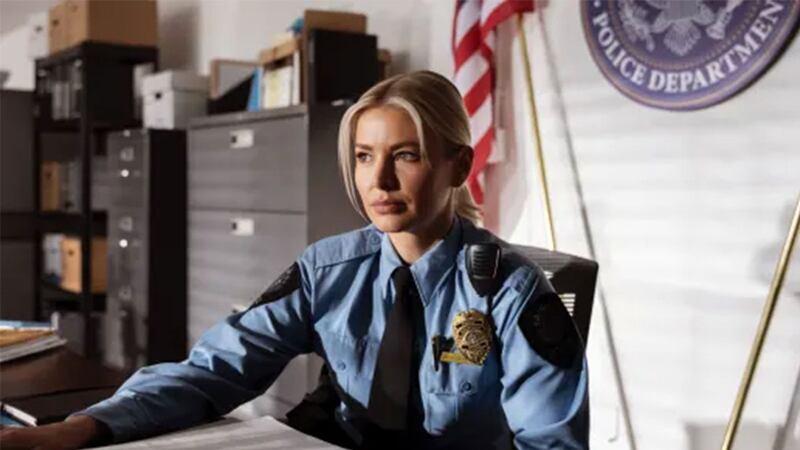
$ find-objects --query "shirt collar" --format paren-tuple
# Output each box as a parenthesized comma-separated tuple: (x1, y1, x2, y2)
(376, 216, 464, 306)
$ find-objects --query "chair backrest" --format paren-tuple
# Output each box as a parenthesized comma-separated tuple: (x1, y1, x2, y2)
(508, 244, 599, 344)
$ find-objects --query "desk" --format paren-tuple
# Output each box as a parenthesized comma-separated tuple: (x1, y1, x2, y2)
(0, 347, 126, 425)
(94, 416, 343, 449)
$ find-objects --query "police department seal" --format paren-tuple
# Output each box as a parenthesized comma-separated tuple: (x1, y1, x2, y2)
(581, 0, 800, 110)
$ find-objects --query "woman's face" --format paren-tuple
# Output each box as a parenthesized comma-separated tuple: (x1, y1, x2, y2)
(353, 105, 461, 236)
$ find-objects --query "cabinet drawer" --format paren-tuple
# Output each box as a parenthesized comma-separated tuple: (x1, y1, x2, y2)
(108, 131, 148, 207)
(187, 209, 306, 344)
(107, 207, 148, 302)
(188, 116, 307, 212)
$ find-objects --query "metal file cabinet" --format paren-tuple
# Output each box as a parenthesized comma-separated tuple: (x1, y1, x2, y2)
(104, 129, 187, 371)
(188, 105, 365, 417)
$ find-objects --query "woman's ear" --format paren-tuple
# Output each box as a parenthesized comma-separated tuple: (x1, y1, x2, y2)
(452, 146, 473, 187)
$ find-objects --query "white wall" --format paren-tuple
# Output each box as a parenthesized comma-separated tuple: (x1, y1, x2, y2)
(0, 25, 34, 89)
(480, 2, 800, 450)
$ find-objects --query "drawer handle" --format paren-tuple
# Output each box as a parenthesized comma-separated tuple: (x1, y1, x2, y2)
(230, 129, 254, 149)
(119, 216, 134, 232)
(120, 146, 135, 162)
(119, 286, 133, 301)
(230, 218, 255, 236)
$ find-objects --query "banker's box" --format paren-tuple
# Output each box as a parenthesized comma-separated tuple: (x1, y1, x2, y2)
(143, 71, 208, 129)
(48, 2, 68, 54)
(48, 0, 157, 54)
(60, 236, 107, 294)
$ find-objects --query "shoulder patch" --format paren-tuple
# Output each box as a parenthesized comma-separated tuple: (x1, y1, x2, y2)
(518, 292, 583, 369)
(248, 263, 301, 310)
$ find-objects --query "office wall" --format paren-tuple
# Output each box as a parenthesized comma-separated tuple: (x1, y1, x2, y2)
(476, 2, 800, 450)
(0, 25, 34, 89)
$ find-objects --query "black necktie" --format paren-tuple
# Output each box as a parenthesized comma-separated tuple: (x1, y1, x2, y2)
(367, 265, 421, 431)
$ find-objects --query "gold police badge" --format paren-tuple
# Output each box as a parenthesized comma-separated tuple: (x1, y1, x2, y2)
(451, 309, 492, 365)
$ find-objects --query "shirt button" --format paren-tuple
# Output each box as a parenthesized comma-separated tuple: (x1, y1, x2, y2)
(336, 361, 347, 371)
(461, 381, 472, 393)
(369, 234, 381, 246)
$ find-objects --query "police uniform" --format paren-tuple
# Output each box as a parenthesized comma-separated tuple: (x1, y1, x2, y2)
(79, 216, 589, 449)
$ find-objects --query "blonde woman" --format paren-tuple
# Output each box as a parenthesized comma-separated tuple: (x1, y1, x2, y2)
(0, 71, 588, 450)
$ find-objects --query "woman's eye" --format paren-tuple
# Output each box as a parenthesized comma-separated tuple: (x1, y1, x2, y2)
(355, 152, 372, 163)
(395, 151, 420, 162)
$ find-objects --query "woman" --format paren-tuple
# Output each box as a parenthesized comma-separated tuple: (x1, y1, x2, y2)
(0, 71, 588, 449)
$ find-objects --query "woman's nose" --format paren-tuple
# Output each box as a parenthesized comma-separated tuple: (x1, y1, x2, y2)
(373, 155, 399, 191)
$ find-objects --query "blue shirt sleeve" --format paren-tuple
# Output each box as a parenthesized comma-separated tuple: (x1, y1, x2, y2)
(74, 258, 315, 443)
(497, 266, 590, 450)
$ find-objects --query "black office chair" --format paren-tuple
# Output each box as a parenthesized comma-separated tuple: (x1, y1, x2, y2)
(508, 244, 598, 344)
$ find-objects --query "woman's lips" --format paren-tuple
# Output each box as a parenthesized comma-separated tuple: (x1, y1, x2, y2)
(371, 201, 406, 214)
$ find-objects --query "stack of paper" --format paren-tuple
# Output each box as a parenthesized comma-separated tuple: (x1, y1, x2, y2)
(0, 322, 67, 363)
(95, 416, 343, 449)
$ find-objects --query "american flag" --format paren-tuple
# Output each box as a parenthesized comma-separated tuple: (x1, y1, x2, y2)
(452, 0, 534, 204)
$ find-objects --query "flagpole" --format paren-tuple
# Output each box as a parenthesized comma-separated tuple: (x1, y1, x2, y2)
(516, 13, 557, 251)
(530, 7, 640, 450)
(721, 195, 800, 450)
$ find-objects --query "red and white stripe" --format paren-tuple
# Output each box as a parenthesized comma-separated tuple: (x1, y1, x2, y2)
(452, 0, 533, 205)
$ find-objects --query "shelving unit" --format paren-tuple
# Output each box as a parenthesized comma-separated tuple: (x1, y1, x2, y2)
(33, 42, 158, 357)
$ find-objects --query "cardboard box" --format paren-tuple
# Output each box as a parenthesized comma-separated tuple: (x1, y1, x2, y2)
(41, 162, 61, 211)
(48, 2, 68, 54)
(64, 0, 158, 48)
(258, 38, 300, 66)
(60, 236, 107, 294)
(302, 10, 366, 36)
(142, 71, 208, 129)
(28, 12, 49, 59)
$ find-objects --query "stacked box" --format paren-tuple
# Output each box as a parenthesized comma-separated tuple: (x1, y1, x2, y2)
(143, 71, 208, 129)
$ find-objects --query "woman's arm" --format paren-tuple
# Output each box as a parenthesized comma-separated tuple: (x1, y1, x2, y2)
(74, 260, 316, 444)
(498, 266, 590, 450)
(0, 415, 106, 450)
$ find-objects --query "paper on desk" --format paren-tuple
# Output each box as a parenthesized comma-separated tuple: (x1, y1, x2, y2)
(94, 416, 343, 449)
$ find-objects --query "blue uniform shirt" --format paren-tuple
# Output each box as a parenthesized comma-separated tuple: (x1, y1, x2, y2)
(79, 216, 589, 449)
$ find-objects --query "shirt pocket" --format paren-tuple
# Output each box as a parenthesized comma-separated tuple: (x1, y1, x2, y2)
(424, 361, 484, 434)
(316, 330, 376, 408)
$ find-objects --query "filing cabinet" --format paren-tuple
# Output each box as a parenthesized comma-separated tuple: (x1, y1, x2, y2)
(188, 112, 307, 212)
(187, 104, 366, 417)
(104, 128, 186, 371)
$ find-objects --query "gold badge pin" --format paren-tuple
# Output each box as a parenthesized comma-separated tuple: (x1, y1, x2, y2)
(451, 309, 492, 365)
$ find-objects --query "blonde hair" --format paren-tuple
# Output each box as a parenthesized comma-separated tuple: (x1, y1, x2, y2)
(337, 70, 482, 225)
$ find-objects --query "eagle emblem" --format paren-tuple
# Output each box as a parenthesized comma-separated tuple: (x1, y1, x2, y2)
(619, 0, 745, 56)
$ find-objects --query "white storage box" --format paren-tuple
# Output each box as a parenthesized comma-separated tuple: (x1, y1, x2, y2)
(143, 71, 208, 129)
(27, 12, 48, 59)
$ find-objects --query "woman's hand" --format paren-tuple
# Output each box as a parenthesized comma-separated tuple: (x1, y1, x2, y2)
(0, 415, 100, 450)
